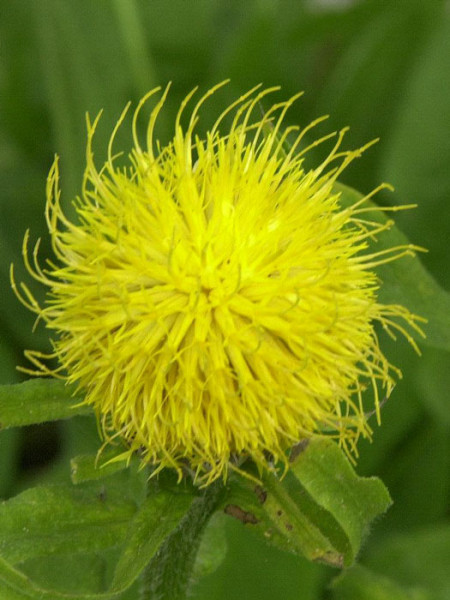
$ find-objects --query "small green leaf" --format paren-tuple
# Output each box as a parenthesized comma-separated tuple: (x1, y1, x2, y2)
(224, 468, 343, 566)
(111, 488, 195, 590)
(70, 450, 135, 484)
(290, 439, 391, 564)
(331, 565, 431, 600)
(224, 439, 391, 568)
(0, 482, 137, 564)
(336, 182, 450, 351)
(0, 379, 89, 429)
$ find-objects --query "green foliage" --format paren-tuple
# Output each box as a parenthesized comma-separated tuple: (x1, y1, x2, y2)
(0, 379, 89, 428)
(0, 423, 390, 597)
(0, 473, 195, 598)
(111, 490, 194, 591)
(224, 439, 391, 568)
(0, 483, 137, 564)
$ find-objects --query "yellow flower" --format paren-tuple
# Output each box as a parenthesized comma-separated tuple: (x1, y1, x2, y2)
(12, 83, 423, 485)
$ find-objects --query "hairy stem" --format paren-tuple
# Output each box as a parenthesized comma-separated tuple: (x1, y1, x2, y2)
(139, 480, 225, 600)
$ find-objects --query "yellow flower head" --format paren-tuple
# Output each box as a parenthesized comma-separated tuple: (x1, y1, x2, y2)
(13, 83, 422, 484)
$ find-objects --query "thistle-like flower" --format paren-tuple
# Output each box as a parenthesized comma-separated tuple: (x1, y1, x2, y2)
(12, 83, 422, 484)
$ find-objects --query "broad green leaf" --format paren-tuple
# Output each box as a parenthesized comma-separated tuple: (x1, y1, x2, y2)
(382, 12, 450, 288)
(336, 182, 450, 351)
(0, 554, 121, 600)
(0, 379, 89, 429)
(356, 349, 424, 476)
(111, 489, 194, 589)
(415, 347, 450, 428)
(331, 565, 431, 600)
(19, 549, 137, 598)
(0, 482, 137, 564)
(0, 556, 47, 600)
(377, 419, 450, 531)
(224, 439, 391, 568)
(21, 554, 112, 595)
(0, 483, 195, 599)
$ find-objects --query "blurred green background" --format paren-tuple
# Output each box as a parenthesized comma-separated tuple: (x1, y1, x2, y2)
(1, 1, 449, 598)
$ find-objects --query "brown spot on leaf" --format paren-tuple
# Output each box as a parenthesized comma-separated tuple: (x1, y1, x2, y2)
(224, 504, 259, 525)
(289, 439, 310, 462)
(285, 522, 293, 531)
(254, 485, 267, 504)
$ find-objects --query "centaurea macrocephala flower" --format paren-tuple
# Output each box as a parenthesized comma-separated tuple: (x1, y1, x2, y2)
(12, 83, 423, 485)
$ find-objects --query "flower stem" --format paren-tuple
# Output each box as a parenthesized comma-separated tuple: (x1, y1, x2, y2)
(139, 480, 225, 600)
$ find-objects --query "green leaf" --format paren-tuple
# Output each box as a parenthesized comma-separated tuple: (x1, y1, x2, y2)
(111, 488, 194, 589)
(0, 379, 89, 429)
(336, 182, 450, 351)
(20, 554, 112, 595)
(331, 565, 431, 600)
(0, 482, 137, 564)
(377, 420, 450, 531)
(0, 554, 120, 600)
(224, 439, 391, 568)
(0, 556, 48, 600)
(70, 450, 135, 485)
(0, 482, 194, 598)
(382, 11, 450, 288)
(192, 512, 326, 600)
(290, 439, 391, 564)
(415, 347, 450, 428)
